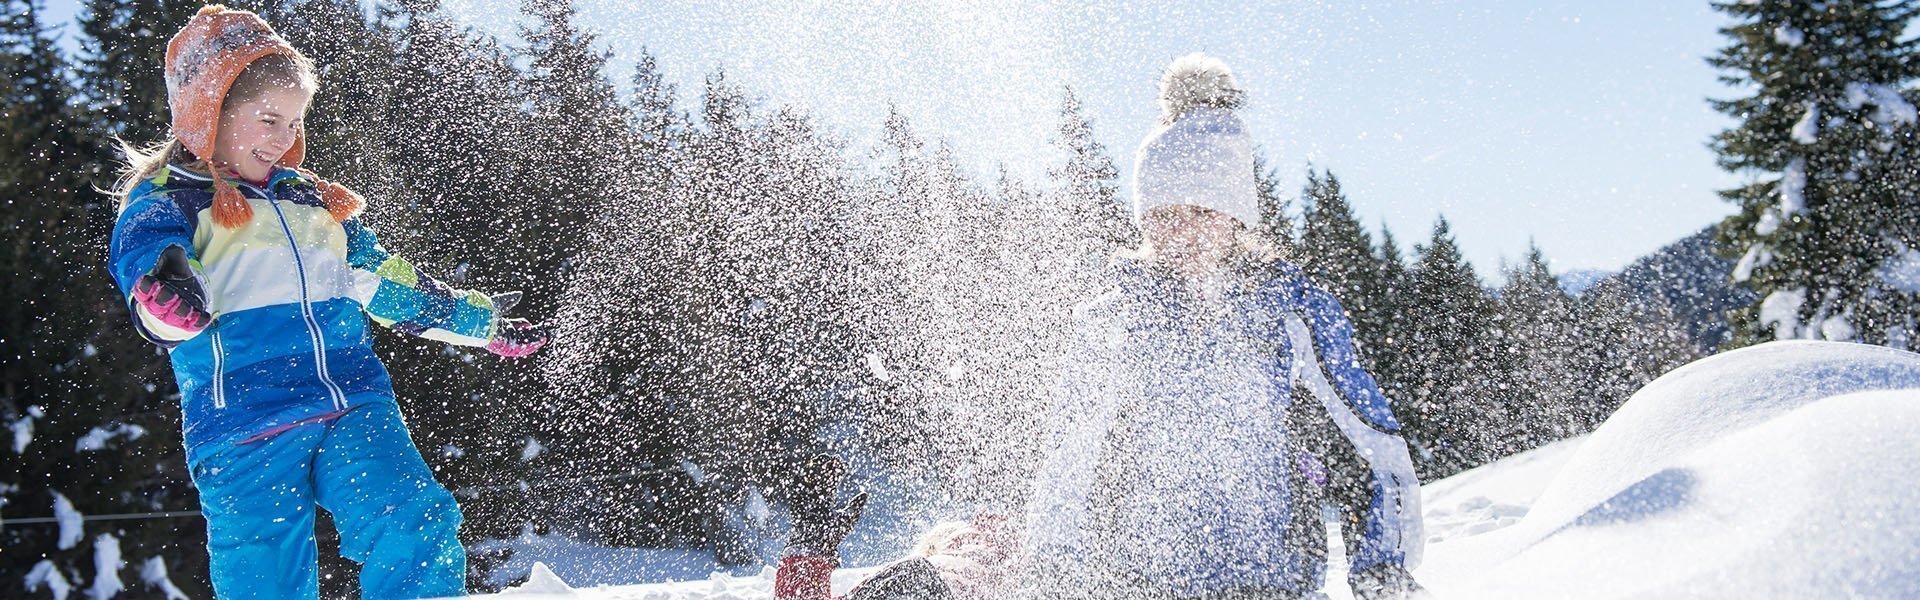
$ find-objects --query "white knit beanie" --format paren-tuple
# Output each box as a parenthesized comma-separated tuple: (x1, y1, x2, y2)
(1132, 53, 1259, 230)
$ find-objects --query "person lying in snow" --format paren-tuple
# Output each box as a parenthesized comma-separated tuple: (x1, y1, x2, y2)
(774, 456, 1019, 600)
(1020, 53, 1429, 600)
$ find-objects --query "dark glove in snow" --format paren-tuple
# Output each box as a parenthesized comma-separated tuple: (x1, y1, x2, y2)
(1350, 563, 1429, 600)
(847, 558, 954, 600)
(786, 455, 868, 559)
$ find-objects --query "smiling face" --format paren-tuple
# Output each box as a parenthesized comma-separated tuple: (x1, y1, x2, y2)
(1140, 204, 1243, 278)
(211, 85, 311, 183)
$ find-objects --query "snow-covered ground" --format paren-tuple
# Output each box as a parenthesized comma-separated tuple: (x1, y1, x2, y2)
(471, 341, 1920, 599)
(1422, 340, 1920, 598)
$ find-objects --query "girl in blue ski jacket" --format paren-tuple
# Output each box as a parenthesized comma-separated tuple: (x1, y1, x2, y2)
(1024, 54, 1427, 599)
(106, 7, 547, 599)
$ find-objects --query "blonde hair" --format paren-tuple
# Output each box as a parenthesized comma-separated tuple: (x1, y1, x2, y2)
(113, 52, 318, 208)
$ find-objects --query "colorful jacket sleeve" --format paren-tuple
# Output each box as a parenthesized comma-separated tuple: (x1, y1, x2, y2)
(342, 218, 497, 347)
(1284, 284, 1425, 573)
(108, 188, 206, 347)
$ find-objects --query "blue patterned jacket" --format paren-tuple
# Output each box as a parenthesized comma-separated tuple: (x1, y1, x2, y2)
(108, 165, 499, 464)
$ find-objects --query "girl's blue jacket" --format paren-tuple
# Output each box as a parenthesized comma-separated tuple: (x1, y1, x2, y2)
(108, 165, 500, 465)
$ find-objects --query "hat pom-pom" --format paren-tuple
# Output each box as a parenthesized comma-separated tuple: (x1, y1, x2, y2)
(1159, 53, 1246, 121)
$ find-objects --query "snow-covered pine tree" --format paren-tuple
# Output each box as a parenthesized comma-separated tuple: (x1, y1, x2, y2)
(1049, 86, 1135, 268)
(627, 49, 689, 166)
(1029, 84, 1130, 367)
(1369, 224, 1415, 407)
(618, 70, 767, 561)
(5, 0, 205, 593)
(1252, 152, 1293, 254)
(753, 105, 859, 424)
(1297, 169, 1390, 362)
(1402, 217, 1509, 477)
(516, 0, 629, 313)
(1041, 84, 1132, 420)
(1298, 170, 1373, 299)
(968, 168, 1064, 504)
(1709, 0, 1920, 348)
(709, 103, 859, 565)
(267, 0, 397, 200)
(543, 48, 685, 448)
(1498, 244, 1586, 445)
(78, 0, 201, 141)
(1572, 279, 1701, 432)
(920, 141, 1023, 505)
(846, 108, 936, 467)
(513, 0, 658, 541)
(858, 110, 1000, 500)
(377, 0, 529, 255)
(538, 46, 705, 554)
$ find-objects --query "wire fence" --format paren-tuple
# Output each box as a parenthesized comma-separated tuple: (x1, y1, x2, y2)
(4, 510, 204, 525)
(3, 465, 690, 527)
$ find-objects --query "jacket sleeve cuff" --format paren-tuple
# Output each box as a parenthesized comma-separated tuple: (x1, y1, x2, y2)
(773, 555, 838, 600)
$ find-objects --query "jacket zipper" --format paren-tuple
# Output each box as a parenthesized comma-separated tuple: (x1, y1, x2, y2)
(210, 328, 227, 409)
(243, 180, 349, 410)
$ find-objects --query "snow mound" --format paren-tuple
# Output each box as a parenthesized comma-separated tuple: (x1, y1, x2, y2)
(1526, 340, 1920, 528)
(500, 563, 574, 596)
(1425, 341, 1920, 598)
(52, 491, 84, 550)
(472, 527, 741, 590)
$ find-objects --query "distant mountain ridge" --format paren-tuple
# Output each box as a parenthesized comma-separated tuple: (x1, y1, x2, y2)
(1594, 226, 1755, 352)
(1557, 269, 1615, 296)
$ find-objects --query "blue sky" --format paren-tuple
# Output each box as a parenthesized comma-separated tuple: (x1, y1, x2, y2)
(46, 0, 1748, 275)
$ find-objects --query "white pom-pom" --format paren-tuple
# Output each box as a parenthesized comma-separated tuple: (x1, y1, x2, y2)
(1159, 53, 1245, 121)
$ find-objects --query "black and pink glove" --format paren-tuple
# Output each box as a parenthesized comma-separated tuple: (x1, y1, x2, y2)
(486, 318, 549, 358)
(484, 293, 549, 358)
(132, 246, 212, 340)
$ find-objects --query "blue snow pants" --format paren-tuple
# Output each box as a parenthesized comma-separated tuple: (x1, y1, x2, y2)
(189, 401, 465, 600)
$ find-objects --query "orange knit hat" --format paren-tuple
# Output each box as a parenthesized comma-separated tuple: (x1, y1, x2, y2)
(165, 5, 363, 228)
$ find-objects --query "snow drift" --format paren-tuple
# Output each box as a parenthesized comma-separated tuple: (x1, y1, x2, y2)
(1425, 340, 1920, 598)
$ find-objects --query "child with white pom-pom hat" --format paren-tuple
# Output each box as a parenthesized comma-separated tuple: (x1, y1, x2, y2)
(771, 53, 1429, 600)
(1021, 53, 1431, 600)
